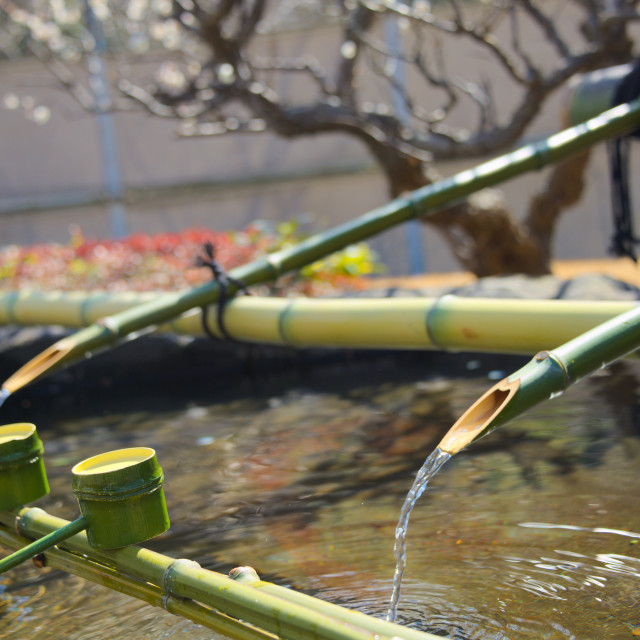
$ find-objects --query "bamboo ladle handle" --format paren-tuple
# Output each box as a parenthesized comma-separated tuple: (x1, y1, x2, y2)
(0, 516, 87, 574)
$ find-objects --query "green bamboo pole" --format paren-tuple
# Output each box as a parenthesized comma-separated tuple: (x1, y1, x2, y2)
(0, 508, 444, 640)
(0, 515, 86, 573)
(0, 526, 277, 640)
(4, 98, 640, 395)
(437, 304, 640, 454)
(0, 289, 635, 354)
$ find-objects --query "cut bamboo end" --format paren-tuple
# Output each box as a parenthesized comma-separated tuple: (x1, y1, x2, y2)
(0, 423, 49, 509)
(437, 377, 520, 454)
(2, 338, 75, 394)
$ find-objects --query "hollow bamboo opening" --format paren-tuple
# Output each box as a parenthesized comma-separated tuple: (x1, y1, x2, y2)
(72, 448, 155, 475)
(0, 423, 36, 445)
(438, 377, 520, 454)
(2, 339, 74, 394)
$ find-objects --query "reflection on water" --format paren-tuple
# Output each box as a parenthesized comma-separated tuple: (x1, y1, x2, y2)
(1, 358, 640, 639)
(519, 521, 640, 540)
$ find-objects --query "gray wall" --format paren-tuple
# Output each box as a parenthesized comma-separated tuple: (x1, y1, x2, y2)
(0, 14, 635, 275)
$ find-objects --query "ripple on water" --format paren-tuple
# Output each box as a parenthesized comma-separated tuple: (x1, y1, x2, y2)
(0, 573, 214, 640)
(2, 370, 640, 639)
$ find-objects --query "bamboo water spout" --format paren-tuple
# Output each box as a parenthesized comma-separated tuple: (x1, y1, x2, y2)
(437, 304, 640, 455)
(4, 98, 640, 396)
(387, 304, 640, 620)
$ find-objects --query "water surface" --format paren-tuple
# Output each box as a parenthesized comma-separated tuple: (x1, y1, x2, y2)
(1, 356, 639, 639)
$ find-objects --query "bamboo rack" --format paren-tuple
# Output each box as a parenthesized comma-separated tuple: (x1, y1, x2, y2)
(4, 97, 640, 395)
(0, 289, 636, 355)
(0, 508, 442, 640)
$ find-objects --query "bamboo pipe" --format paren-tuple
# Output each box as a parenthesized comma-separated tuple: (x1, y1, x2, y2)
(437, 304, 640, 454)
(0, 526, 277, 640)
(0, 515, 86, 573)
(4, 97, 640, 395)
(0, 508, 444, 640)
(0, 290, 635, 354)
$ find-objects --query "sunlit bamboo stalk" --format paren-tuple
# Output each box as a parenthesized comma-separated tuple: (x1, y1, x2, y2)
(438, 304, 640, 454)
(0, 515, 86, 573)
(0, 508, 444, 640)
(3, 98, 640, 395)
(0, 526, 277, 640)
(0, 290, 636, 354)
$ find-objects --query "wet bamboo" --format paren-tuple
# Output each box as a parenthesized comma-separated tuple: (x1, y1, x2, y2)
(0, 508, 444, 640)
(0, 526, 277, 640)
(438, 304, 640, 454)
(0, 289, 635, 355)
(4, 97, 640, 395)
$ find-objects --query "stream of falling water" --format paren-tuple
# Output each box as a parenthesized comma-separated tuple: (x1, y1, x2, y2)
(386, 446, 451, 623)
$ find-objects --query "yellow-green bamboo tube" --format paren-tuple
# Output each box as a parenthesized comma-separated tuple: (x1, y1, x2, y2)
(0, 290, 165, 328)
(0, 526, 276, 640)
(275, 298, 431, 348)
(425, 296, 637, 354)
(0, 508, 444, 640)
(0, 515, 86, 573)
(215, 296, 288, 344)
(0, 508, 179, 586)
(229, 567, 437, 640)
(0, 290, 635, 355)
(163, 564, 385, 640)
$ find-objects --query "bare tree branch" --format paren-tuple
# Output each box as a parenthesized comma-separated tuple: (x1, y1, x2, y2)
(5, 0, 640, 276)
(335, 5, 376, 105)
(28, 42, 95, 111)
(519, 0, 572, 60)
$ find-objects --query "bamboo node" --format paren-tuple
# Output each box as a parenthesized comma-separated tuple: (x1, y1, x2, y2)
(425, 294, 455, 349)
(96, 316, 121, 337)
(162, 558, 201, 596)
(404, 193, 424, 218)
(14, 512, 23, 537)
(535, 349, 571, 389)
(15, 507, 45, 537)
(265, 253, 284, 275)
(229, 565, 261, 585)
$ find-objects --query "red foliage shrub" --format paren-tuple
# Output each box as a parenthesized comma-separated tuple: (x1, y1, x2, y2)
(0, 224, 377, 297)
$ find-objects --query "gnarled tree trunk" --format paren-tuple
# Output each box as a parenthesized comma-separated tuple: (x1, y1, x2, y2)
(373, 142, 593, 276)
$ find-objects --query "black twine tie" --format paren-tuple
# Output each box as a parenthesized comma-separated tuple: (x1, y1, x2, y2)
(195, 242, 250, 341)
(609, 59, 640, 261)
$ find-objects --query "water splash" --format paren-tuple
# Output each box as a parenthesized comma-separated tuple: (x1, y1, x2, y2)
(0, 388, 9, 408)
(386, 446, 451, 622)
